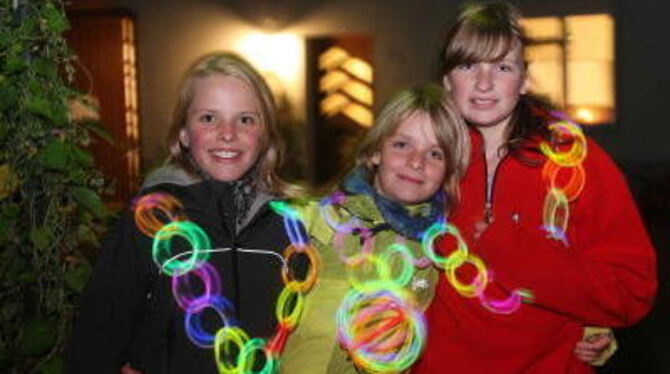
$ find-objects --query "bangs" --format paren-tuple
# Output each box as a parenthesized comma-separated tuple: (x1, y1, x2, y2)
(442, 1, 526, 73)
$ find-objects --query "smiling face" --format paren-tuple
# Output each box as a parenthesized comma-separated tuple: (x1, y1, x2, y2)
(371, 111, 447, 205)
(444, 44, 528, 131)
(179, 74, 264, 182)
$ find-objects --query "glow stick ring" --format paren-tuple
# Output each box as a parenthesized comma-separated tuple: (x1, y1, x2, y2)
(171, 261, 221, 312)
(319, 192, 365, 235)
(445, 251, 489, 298)
(346, 254, 391, 291)
(152, 220, 211, 276)
(133, 192, 185, 237)
(542, 160, 586, 202)
(539, 121, 587, 167)
(379, 243, 416, 287)
(281, 244, 320, 293)
(542, 188, 569, 245)
(478, 288, 523, 314)
(332, 227, 375, 266)
(184, 295, 233, 348)
(238, 338, 277, 374)
(275, 282, 305, 329)
(214, 326, 250, 374)
(421, 222, 468, 269)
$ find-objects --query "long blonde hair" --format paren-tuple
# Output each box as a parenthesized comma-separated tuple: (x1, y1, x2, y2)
(356, 84, 470, 210)
(165, 51, 299, 198)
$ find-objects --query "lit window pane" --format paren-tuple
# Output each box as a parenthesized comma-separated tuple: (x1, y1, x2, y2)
(521, 17, 562, 40)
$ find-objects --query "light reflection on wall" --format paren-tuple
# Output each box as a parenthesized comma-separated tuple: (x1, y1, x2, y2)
(235, 32, 304, 109)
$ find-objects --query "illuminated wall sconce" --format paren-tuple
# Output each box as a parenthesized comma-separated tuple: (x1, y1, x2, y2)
(317, 45, 373, 127)
(306, 35, 374, 185)
(522, 14, 614, 125)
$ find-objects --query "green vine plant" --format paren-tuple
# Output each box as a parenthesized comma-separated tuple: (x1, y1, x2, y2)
(0, 1, 111, 373)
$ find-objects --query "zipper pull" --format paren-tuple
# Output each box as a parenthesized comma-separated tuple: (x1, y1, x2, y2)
(484, 202, 493, 224)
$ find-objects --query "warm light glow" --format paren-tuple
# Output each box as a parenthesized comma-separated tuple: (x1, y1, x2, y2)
(236, 32, 302, 94)
(523, 13, 614, 124)
(319, 47, 349, 70)
(566, 14, 614, 110)
(575, 108, 594, 123)
(122, 17, 140, 191)
(341, 57, 373, 83)
(342, 103, 373, 127)
(521, 17, 562, 40)
(321, 93, 351, 116)
(320, 70, 349, 93)
(342, 80, 373, 106)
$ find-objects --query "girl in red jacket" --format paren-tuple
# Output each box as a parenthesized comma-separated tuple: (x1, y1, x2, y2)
(413, 2, 657, 373)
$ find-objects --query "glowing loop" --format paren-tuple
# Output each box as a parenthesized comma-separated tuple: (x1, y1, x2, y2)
(184, 295, 233, 348)
(134, 192, 185, 237)
(284, 215, 309, 248)
(320, 192, 366, 234)
(275, 283, 305, 329)
(445, 250, 489, 298)
(421, 222, 467, 269)
(281, 245, 319, 293)
(478, 288, 523, 314)
(215, 326, 250, 374)
(539, 121, 587, 167)
(346, 254, 392, 291)
(238, 338, 277, 374)
(333, 228, 375, 266)
(171, 261, 222, 312)
(336, 284, 426, 373)
(379, 243, 416, 287)
(152, 220, 212, 276)
(542, 188, 569, 245)
(542, 160, 586, 202)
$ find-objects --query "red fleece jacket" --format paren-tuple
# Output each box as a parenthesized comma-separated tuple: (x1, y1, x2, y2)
(413, 130, 657, 374)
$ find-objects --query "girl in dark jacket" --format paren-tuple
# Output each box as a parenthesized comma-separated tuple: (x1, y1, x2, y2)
(67, 52, 301, 374)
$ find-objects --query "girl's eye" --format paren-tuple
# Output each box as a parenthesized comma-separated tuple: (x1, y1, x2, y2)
(498, 64, 514, 72)
(392, 140, 408, 149)
(239, 115, 258, 125)
(429, 149, 444, 160)
(199, 113, 216, 124)
(457, 63, 474, 71)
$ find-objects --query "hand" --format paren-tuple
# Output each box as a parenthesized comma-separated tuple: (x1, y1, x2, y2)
(121, 364, 142, 374)
(574, 332, 613, 364)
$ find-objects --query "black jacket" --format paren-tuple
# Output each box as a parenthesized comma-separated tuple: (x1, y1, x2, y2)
(67, 181, 291, 374)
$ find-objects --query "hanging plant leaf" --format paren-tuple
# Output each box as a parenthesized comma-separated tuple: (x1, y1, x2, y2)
(25, 96, 55, 121)
(71, 187, 107, 218)
(43, 3, 69, 35)
(35, 141, 71, 170)
(71, 146, 93, 167)
(19, 318, 57, 357)
(0, 84, 17, 112)
(39, 355, 64, 374)
(64, 261, 91, 292)
(30, 226, 53, 250)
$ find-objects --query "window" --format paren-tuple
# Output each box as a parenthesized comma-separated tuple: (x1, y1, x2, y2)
(522, 14, 614, 125)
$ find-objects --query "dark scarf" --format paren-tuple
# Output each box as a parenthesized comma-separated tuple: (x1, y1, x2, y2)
(340, 166, 445, 240)
(190, 156, 259, 229)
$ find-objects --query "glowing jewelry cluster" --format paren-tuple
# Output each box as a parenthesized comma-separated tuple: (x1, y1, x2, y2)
(539, 119, 587, 246)
(133, 193, 318, 373)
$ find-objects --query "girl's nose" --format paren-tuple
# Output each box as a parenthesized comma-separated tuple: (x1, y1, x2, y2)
(475, 67, 493, 92)
(408, 152, 425, 170)
(218, 121, 236, 141)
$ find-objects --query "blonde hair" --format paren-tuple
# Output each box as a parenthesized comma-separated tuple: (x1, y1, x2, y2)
(165, 51, 299, 198)
(356, 84, 470, 210)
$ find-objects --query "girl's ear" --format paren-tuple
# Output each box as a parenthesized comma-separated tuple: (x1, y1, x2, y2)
(520, 75, 529, 95)
(370, 152, 381, 167)
(178, 128, 190, 149)
(442, 75, 452, 91)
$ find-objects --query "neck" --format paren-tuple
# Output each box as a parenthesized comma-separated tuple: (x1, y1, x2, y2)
(478, 122, 508, 156)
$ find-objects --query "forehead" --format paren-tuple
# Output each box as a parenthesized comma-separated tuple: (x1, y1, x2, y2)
(190, 74, 258, 105)
(390, 111, 438, 142)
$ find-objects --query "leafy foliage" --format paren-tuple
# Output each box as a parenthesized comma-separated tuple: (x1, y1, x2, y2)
(0, 1, 110, 372)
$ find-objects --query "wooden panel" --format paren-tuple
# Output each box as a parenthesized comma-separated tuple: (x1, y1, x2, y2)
(65, 10, 140, 204)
